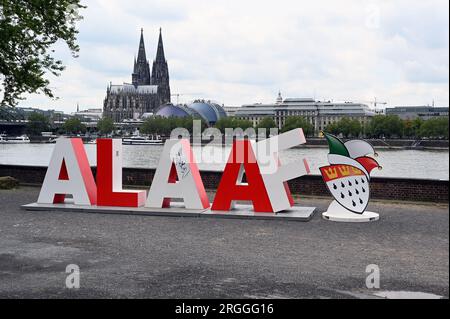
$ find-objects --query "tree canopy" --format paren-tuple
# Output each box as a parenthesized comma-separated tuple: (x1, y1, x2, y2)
(281, 116, 314, 136)
(26, 111, 50, 136)
(0, 0, 85, 106)
(62, 117, 85, 134)
(419, 117, 448, 139)
(140, 116, 207, 136)
(325, 117, 362, 138)
(214, 117, 253, 133)
(97, 117, 114, 136)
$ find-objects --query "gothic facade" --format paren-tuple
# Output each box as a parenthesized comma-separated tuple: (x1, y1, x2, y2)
(103, 29, 171, 122)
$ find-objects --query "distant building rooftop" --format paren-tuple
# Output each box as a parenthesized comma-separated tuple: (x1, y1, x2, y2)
(385, 106, 448, 120)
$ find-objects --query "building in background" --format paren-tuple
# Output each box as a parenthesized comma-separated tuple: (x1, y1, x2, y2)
(73, 108, 103, 123)
(103, 28, 171, 122)
(385, 106, 449, 120)
(235, 93, 375, 133)
(155, 100, 227, 126)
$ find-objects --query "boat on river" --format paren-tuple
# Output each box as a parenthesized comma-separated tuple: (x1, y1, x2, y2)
(122, 135, 163, 145)
(0, 135, 31, 144)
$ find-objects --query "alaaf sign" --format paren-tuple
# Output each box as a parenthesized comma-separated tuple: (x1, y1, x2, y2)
(25, 129, 316, 221)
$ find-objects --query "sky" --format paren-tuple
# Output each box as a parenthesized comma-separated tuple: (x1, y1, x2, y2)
(18, 0, 450, 113)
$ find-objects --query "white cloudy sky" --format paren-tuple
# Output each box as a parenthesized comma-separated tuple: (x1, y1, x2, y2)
(19, 0, 450, 112)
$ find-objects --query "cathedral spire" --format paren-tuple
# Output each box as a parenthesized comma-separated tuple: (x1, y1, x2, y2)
(151, 27, 170, 105)
(132, 28, 151, 86)
(155, 27, 166, 62)
(137, 28, 147, 62)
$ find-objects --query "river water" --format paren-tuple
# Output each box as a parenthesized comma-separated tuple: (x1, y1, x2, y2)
(0, 143, 448, 180)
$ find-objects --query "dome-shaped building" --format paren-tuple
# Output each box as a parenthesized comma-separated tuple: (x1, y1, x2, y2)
(187, 101, 227, 125)
(154, 100, 227, 126)
(155, 104, 192, 118)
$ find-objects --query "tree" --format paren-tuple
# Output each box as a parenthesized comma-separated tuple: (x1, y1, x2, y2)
(419, 117, 449, 139)
(97, 117, 114, 136)
(140, 116, 207, 136)
(255, 117, 277, 137)
(281, 116, 314, 136)
(63, 117, 85, 135)
(326, 117, 362, 138)
(402, 118, 423, 138)
(256, 117, 277, 129)
(0, 0, 85, 106)
(367, 115, 403, 138)
(26, 111, 50, 136)
(214, 117, 253, 133)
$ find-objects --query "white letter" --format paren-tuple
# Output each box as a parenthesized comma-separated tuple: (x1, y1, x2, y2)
(146, 139, 209, 210)
(38, 138, 96, 205)
(366, 264, 380, 289)
(65, 264, 80, 289)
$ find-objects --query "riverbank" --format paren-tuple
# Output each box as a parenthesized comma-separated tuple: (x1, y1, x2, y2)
(300, 138, 449, 150)
(0, 186, 448, 298)
(17, 135, 450, 150)
(1, 164, 448, 203)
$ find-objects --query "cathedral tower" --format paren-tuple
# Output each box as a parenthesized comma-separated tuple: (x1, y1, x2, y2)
(151, 28, 171, 104)
(132, 28, 151, 86)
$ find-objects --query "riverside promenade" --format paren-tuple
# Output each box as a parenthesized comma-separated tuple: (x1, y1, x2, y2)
(0, 186, 448, 299)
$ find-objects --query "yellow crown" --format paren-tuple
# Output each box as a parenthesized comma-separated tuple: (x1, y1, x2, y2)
(338, 166, 350, 176)
(351, 167, 362, 175)
(325, 167, 338, 179)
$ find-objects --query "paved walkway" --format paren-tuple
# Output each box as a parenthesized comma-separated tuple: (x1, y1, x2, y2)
(0, 187, 448, 298)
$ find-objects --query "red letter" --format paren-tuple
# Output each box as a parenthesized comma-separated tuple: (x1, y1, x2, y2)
(211, 140, 273, 212)
(96, 139, 146, 207)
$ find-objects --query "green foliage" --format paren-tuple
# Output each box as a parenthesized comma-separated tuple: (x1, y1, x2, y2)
(402, 118, 424, 138)
(419, 117, 449, 139)
(63, 117, 85, 134)
(325, 118, 362, 138)
(26, 111, 50, 136)
(255, 117, 277, 137)
(97, 117, 114, 136)
(214, 117, 254, 133)
(140, 116, 207, 136)
(366, 115, 404, 138)
(281, 116, 314, 136)
(256, 117, 277, 129)
(0, 0, 85, 106)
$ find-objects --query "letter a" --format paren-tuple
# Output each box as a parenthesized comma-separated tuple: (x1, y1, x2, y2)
(96, 139, 146, 207)
(211, 140, 273, 212)
(38, 138, 97, 205)
(146, 139, 209, 210)
(255, 128, 310, 212)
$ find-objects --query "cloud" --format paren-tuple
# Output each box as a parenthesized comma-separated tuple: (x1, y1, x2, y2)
(18, 0, 449, 112)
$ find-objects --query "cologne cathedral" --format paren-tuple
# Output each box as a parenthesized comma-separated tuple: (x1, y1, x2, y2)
(103, 28, 171, 122)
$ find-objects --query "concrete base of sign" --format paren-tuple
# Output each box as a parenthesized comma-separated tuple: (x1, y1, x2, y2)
(322, 200, 379, 223)
(21, 202, 316, 222)
(21, 202, 206, 217)
(205, 205, 316, 221)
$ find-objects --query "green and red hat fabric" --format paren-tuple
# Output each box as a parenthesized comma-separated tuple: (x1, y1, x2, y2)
(320, 133, 381, 214)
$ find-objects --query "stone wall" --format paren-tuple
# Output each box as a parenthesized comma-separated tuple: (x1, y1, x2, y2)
(0, 164, 448, 203)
